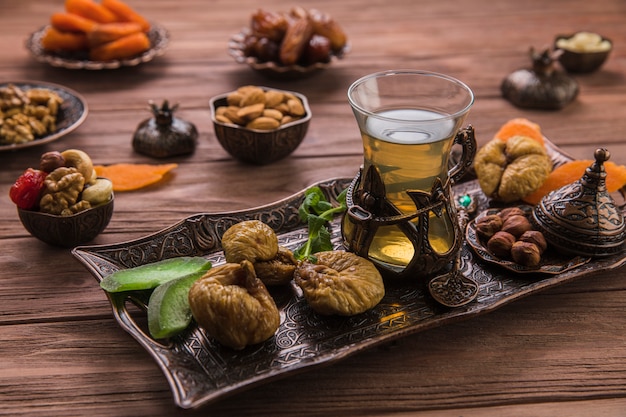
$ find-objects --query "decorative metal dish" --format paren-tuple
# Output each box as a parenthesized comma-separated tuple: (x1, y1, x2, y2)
(228, 27, 349, 80)
(73, 149, 626, 409)
(0, 81, 87, 152)
(466, 206, 591, 275)
(25, 23, 169, 70)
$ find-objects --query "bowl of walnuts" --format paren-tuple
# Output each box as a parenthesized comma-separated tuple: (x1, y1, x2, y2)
(228, 7, 349, 80)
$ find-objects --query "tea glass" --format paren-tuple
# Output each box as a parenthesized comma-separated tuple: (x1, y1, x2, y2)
(341, 70, 475, 279)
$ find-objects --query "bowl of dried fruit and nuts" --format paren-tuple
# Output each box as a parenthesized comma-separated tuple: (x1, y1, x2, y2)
(210, 85, 311, 165)
(10, 149, 114, 247)
(228, 7, 349, 80)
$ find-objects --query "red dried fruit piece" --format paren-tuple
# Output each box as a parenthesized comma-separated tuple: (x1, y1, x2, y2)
(9, 168, 48, 210)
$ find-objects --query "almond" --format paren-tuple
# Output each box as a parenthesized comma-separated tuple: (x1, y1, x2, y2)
(246, 116, 281, 130)
(237, 103, 265, 121)
(239, 88, 266, 107)
(264, 90, 285, 108)
(263, 108, 284, 120)
(287, 98, 305, 116)
(223, 106, 246, 125)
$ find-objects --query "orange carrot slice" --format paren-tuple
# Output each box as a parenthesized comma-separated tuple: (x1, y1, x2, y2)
(523, 159, 626, 205)
(494, 117, 545, 147)
(94, 163, 178, 191)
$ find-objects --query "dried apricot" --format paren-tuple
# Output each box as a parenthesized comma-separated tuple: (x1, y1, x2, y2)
(494, 117, 544, 147)
(523, 159, 626, 205)
(94, 163, 177, 191)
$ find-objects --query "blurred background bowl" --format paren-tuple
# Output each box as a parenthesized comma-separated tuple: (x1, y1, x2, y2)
(210, 88, 311, 165)
(17, 193, 113, 247)
(555, 32, 612, 73)
(228, 28, 349, 80)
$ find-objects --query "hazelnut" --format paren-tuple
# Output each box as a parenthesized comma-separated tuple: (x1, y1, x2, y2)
(511, 241, 542, 267)
(475, 214, 503, 240)
(498, 207, 526, 223)
(519, 230, 548, 254)
(487, 231, 516, 258)
(501, 215, 532, 238)
(39, 151, 65, 173)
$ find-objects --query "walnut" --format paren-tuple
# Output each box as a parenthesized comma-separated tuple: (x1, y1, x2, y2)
(188, 260, 280, 350)
(221, 220, 278, 263)
(39, 167, 86, 215)
(294, 250, 385, 316)
(0, 85, 62, 145)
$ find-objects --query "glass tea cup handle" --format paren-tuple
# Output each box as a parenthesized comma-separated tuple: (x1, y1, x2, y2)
(448, 125, 476, 184)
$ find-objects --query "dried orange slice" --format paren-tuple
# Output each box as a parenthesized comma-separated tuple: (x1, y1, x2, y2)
(494, 118, 544, 147)
(94, 163, 178, 191)
(522, 159, 626, 205)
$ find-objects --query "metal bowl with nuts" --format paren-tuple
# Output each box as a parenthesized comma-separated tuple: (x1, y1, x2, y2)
(18, 191, 114, 247)
(11, 149, 114, 247)
(555, 32, 612, 73)
(209, 86, 311, 165)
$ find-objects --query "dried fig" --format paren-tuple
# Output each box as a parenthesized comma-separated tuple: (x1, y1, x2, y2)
(188, 261, 280, 350)
(487, 231, 516, 258)
(221, 220, 278, 263)
(294, 251, 385, 316)
(474, 136, 552, 203)
(254, 246, 298, 286)
(511, 241, 541, 267)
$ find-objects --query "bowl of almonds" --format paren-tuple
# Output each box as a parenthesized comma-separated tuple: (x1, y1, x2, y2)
(210, 85, 311, 165)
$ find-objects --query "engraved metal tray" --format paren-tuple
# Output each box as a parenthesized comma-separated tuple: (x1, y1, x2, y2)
(72, 144, 626, 410)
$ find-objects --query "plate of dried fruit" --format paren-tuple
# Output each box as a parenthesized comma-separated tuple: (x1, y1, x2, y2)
(25, 23, 169, 70)
(0, 81, 88, 152)
(228, 7, 350, 80)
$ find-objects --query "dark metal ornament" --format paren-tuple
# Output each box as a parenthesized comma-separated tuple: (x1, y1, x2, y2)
(133, 100, 198, 158)
(532, 148, 626, 257)
(428, 194, 479, 308)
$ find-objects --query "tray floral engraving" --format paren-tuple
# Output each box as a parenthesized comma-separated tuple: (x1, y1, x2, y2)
(73, 150, 626, 409)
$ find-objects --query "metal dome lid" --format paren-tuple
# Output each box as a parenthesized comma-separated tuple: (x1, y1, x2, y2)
(532, 148, 626, 257)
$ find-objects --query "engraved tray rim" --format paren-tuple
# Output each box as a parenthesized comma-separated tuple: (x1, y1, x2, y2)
(71, 144, 626, 410)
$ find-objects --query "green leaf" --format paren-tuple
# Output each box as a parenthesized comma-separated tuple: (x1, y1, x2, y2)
(293, 186, 348, 261)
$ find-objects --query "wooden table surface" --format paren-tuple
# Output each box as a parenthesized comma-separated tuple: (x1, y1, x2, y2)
(2, 0, 626, 416)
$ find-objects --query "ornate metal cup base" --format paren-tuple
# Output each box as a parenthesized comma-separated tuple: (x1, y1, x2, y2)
(341, 167, 463, 280)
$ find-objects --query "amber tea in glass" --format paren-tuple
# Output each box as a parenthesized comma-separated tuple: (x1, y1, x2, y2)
(342, 70, 475, 278)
